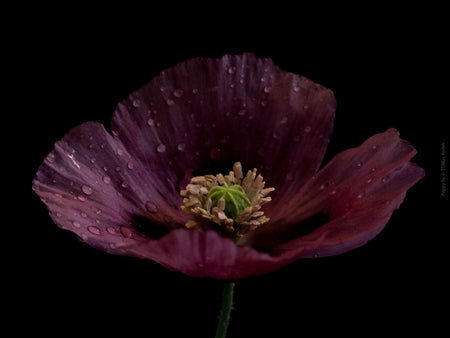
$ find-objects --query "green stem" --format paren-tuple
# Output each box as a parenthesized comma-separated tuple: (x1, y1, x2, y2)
(214, 281, 235, 338)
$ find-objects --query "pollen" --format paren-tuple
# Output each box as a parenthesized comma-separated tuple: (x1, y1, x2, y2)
(180, 162, 274, 238)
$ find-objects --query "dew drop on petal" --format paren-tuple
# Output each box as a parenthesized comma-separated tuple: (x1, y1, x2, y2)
(263, 86, 272, 93)
(293, 86, 301, 93)
(88, 226, 101, 235)
(77, 195, 87, 202)
(147, 118, 155, 127)
(145, 201, 158, 213)
(356, 161, 363, 168)
(156, 144, 166, 153)
(127, 162, 134, 170)
(47, 153, 55, 163)
(209, 147, 221, 160)
(81, 185, 93, 195)
(166, 98, 175, 107)
(177, 143, 186, 151)
(173, 88, 184, 98)
(120, 226, 133, 238)
(106, 226, 117, 235)
(132, 99, 141, 108)
(304, 126, 312, 133)
(73, 221, 81, 228)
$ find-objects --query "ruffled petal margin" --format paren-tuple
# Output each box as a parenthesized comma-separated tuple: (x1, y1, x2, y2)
(33, 122, 188, 255)
(247, 128, 425, 257)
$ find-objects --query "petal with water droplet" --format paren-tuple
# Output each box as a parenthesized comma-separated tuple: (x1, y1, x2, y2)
(248, 129, 425, 257)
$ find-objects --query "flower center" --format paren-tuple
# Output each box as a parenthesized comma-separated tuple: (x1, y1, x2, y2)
(207, 184, 251, 222)
(180, 162, 274, 239)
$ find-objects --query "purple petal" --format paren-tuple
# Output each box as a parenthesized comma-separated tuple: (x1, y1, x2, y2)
(33, 122, 188, 254)
(118, 228, 323, 280)
(247, 128, 425, 256)
(111, 53, 335, 202)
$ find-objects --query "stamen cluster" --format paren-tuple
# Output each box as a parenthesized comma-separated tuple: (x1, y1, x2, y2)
(180, 162, 274, 238)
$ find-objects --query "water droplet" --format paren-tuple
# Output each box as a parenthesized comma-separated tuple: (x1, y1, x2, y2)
(147, 118, 155, 127)
(47, 153, 55, 163)
(263, 86, 272, 93)
(330, 190, 337, 195)
(81, 185, 93, 195)
(121, 182, 128, 189)
(192, 88, 199, 94)
(209, 147, 221, 160)
(117, 148, 124, 156)
(293, 86, 301, 93)
(80, 212, 88, 218)
(77, 195, 87, 202)
(280, 116, 288, 124)
(356, 161, 363, 168)
(260, 100, 268, 107)
(54, 193, 63, 199)
(357, 193, 364, 199)
(132, 99, 141, 108)
(145, 201, 158, 213)
(272, 132, 280, 139)
(106, 226, 117, 235)
(120, 226, 133, 238)
(73, 221, 81, 228)
(304, 126, 312, 133)
(173, 88, 184, 98)
(127, 162, 134, 170)
(382, 176, 389, 183)
(227, 66, 236, 74)
(88, 226, 101, 235)
(177, 143, 186, 152)
(166, 98, 175, 107)
(156, 144, 166, 153)
(303, 105, 310, 110)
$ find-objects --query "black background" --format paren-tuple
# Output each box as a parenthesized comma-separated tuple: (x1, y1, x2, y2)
(21, 6, 447, 337)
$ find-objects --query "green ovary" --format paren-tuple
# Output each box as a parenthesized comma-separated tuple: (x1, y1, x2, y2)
(206, 184, 251, 221)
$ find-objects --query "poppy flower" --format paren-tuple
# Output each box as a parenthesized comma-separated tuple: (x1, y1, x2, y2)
(32, 53, 424, 280)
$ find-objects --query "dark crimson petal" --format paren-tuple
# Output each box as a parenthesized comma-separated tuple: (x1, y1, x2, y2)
(111, 53, 335, 205)
(247, 128, 424, 254)
(33, 122, 188, 255)
(118, 228, 325, 280)
(273, 162, 424, 257)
